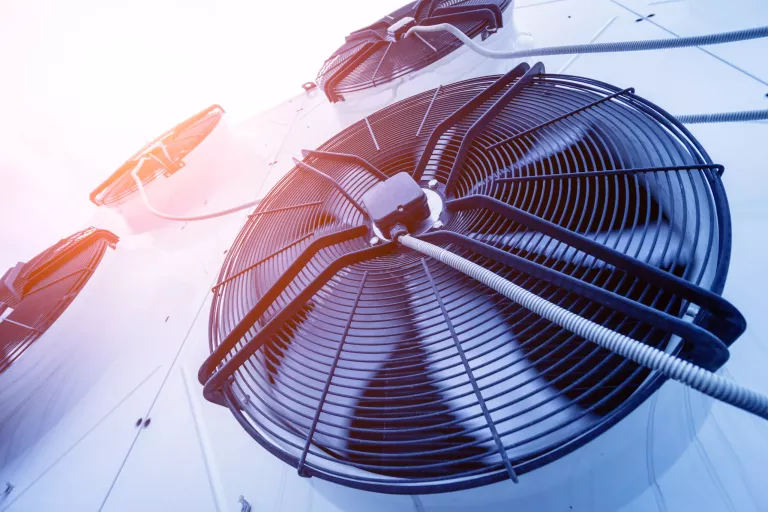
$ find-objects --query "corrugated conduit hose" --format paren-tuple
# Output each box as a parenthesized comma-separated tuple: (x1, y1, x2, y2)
(676, 109, 768, 124)
(398, 234, 768, 421)
(405, 23, 768, 60)
(405, 24, 768, 124)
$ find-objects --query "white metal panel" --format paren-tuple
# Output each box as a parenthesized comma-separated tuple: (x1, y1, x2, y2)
(0, 370, 164, 511)
(559, 9, 768, 114)
(612, 0, 768, 87)
(99, 364, 220, 512)
(0, 88, 352, 510)
(513, 0, 625, 73)
(92, 105, 352, 512)
(0, 129, 264, 509)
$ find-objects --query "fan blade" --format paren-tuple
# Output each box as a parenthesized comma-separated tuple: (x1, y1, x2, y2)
(424, 124, 465, 184)
(345, 262, 597, 476)
(474, 220, 693, 271)
(344, 273, 491, 477)
(253, 274, 406, 460)
(465, 200, 694, 418)
(416, 263, 597, 462)
(502, 255, 689, 417)
(469, 118, 632, 195)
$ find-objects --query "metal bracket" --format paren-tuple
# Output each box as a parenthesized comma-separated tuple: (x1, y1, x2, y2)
(146, 141, 184, 177)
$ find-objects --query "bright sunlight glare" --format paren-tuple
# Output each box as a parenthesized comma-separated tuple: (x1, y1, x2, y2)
(0, 0, 404, 269)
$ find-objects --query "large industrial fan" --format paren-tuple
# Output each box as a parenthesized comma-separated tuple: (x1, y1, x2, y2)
(199, 62, 744, 493)
(89, 104, 236, 234)
(317, 0, 515, 103)
(0, 228, 118, 373)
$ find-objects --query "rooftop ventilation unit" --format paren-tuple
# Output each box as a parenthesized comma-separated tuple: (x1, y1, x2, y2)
(89, 104, 237, 234)
(0, 228, 118, 373)
(317, 0, 516, 103)
(199, 63, 745, 494)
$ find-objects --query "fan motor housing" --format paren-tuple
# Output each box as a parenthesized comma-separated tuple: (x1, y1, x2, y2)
(361, 172, 430, 237)
(386, 16, 417, 41)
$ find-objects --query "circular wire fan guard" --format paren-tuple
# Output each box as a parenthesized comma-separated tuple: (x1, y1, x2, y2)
(0, 228, 117, 373)
(316, 0, 513, 102)
(201, 63, 742, 493)
(89, 104, 224, 206)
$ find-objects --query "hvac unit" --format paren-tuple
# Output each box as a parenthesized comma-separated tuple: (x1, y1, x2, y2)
(4, 2, 768, 510)
(313, 0, 529, 125)
(89, 104, 240, 235)
(0, 228, 118, 374)
(199, 62, 747, 507)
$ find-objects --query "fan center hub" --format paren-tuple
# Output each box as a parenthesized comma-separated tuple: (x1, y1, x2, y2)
(362, 172, 444, 240)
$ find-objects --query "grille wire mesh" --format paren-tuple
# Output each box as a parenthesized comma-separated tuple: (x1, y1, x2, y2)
(203, 67, 738, 493)
(317, 0, 513, 102)
(90, 105, 224, 206)
(0, 228, 117, 373)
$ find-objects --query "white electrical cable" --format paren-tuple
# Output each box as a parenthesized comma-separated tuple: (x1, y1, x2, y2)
(130, 158, 260, 222)
(398, 234, 768, 421)
(404, 23, 768, 59)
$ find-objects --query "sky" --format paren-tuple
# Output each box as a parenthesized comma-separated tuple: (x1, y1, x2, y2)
(0, 0, 403, 269)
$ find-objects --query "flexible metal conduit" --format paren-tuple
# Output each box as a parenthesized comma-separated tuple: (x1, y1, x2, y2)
(676, 109, 768, 124)
(405, 23, 768, 59)
(405, 23, 768, 125)
(398, 234, 768, 421)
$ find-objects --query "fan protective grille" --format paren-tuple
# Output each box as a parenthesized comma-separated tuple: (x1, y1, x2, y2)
(90, 104, 224, 206)
(317, 0, 513, 102)
(201, 64, 741, 493)
(0, 228, 118, 373)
